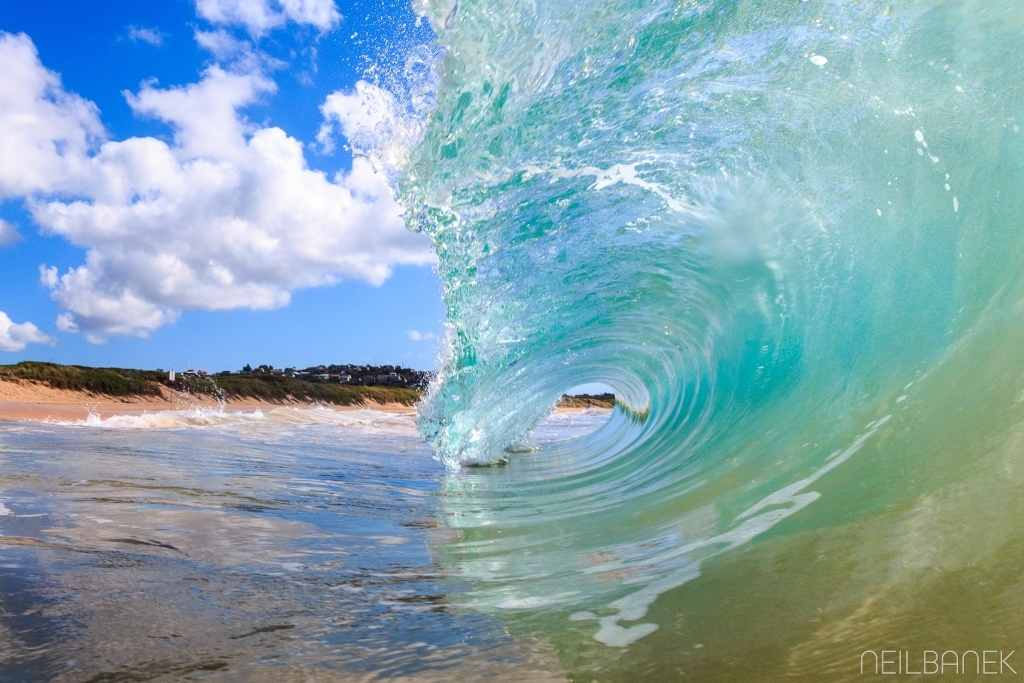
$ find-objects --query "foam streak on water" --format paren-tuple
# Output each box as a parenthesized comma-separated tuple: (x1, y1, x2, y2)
(50, 406, 420, 434)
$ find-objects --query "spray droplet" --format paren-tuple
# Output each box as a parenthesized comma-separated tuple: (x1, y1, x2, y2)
(915, 130, 924, 142)
(809, 54, 828, 66)
(945, 183, 951, 191)
(876, 209, 882, 216)
(953, 197, 959, 212)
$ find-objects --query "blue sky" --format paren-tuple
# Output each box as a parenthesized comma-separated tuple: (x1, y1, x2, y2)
(0, 0, 446, 371)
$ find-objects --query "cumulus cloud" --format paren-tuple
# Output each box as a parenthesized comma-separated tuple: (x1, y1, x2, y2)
(128, 26, 164, 47)
(0, 311, 55, 352)
(0, 32, 434, 342)
(405, 330, 437, 342)
(0, 33, 106, 199)
(0, 219, 20, 246)
(195, 0, 341, 36)
(317, 81, 396, 154)
(317, 80, 425, 180)
(194, 28, 250, 61)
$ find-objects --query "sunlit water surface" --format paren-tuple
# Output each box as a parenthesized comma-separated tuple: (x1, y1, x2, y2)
(0, 408, 605, 682)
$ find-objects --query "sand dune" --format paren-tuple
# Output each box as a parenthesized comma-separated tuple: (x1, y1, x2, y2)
(0, 379, 416, 422)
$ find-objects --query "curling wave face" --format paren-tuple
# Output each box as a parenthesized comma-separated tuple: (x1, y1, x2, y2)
(401, 0, 1024, 658)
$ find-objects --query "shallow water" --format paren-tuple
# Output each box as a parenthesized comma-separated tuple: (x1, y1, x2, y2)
(0, 409, 604, 682)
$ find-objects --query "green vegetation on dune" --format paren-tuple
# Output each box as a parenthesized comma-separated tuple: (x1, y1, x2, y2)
(0, 361, 166, 397)
(556, 393, 616, 409)
(0, 362, 612, 409)
(0, 361, 421, 406)
(206, 374, 420, 406)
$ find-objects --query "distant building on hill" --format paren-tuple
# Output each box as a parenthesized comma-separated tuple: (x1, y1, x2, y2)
(232, 362, 432, 389)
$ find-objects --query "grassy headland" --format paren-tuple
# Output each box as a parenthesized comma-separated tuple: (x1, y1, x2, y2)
(0, 362, 165, 398)
(0, 361, 419, 406)
(199, 373, 420, 406)
(0, 362, 617, 410)
(557, 392, 616, 409)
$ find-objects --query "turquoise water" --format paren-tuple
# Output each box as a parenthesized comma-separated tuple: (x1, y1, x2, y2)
(398, 0, 1024, 679)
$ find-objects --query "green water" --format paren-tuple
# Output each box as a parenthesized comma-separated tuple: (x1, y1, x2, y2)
(397, 0, 1024, 678)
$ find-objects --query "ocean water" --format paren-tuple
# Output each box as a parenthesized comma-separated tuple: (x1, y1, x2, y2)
(0, 409, 604, 681)
(397, 0, 1024, 679)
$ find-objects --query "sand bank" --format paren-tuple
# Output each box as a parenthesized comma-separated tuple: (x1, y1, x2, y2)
(0, 379, 416, 423)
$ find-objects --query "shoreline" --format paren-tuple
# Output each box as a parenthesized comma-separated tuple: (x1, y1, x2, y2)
(0, 379, 610, 424)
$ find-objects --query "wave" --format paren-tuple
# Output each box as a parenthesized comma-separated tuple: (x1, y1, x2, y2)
(399, 0, 1024, 654)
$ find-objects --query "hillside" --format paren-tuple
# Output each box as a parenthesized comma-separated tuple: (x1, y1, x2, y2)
(0, 362, 419, 406)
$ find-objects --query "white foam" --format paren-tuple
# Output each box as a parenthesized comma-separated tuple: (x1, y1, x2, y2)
(521, 162, 690, 213)
(496, 592, 578, 610)
(0, 502, 11, 516)
(46, 406, 419, 435)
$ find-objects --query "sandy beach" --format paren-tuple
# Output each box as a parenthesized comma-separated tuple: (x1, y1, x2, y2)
(0, 378, 418, 423)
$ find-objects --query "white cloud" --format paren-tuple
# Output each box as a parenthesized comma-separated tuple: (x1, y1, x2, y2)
(128, 26, 164, 47)
(0, 33, 106, 199)
(0, 311, 55, 352)
(317, 80, 424, 178)
(0, 32, 435, 342)
(405, 330, 437, 342)
(317, 80, 396, 154)
(195, 0, 341, 36)
(194, 28, 249, 61)
(0, 218, 20, 246)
